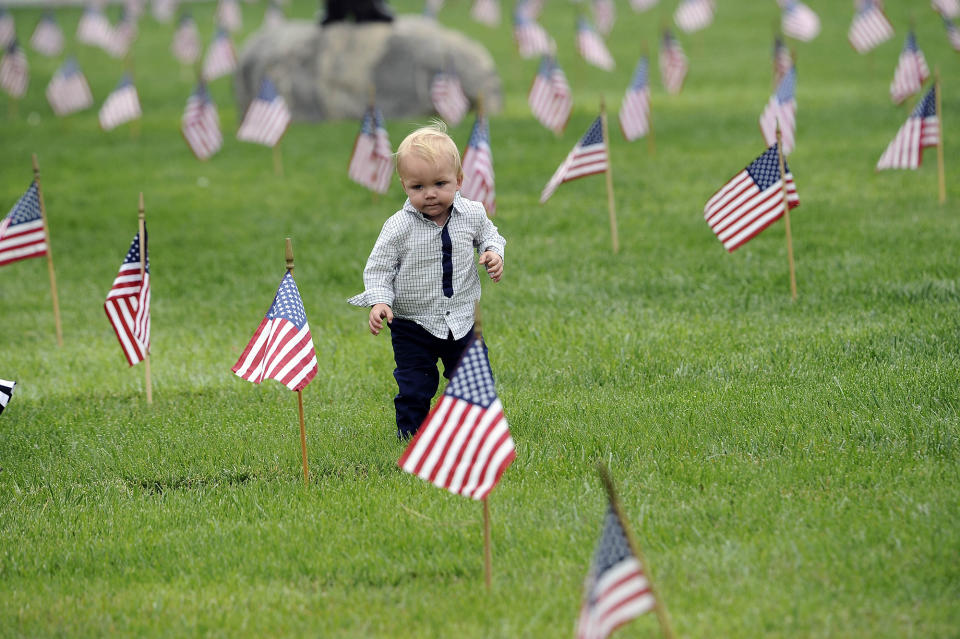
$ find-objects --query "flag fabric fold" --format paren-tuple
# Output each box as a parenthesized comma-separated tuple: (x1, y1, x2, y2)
(0, 40, 27, 98)
(46, 57, 93, 116)
(202, 29, 237, 81)
(347, 104, 393, 194)
(781, 0, 820, 42)
(99, 74, 142, 131)
(181, 81, 222, 160)
(890, 31, 929, 105)
(30, 13, 64, 57)
(876, 85, 940, 170)
(232, 271, 318, 392)
(104, 228, 150, 366)
(619, 56, 650, 141)
(659, 29, 688, 95)
(528, 55, 572, 134)
(704, 143, 800, 252)
(430, 69, 470, 126)
(171, 13, 200, 64)
(540, 116, 608, 203)
(576, 505, 656, 639)
(0, 379, 14, 415)
(673, 0, 714, 34)
(460, 114, 496, 214)
(576, 17, 614, 70)
(397, 336, 516, 501)
(848, 0, 894, 53)
(0, 182, 47, 267)
(759, 66, 796, 155)
(513, 10, 553, 58)
(237, 77, 291, 147)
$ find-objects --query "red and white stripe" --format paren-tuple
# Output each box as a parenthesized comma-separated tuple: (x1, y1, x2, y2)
(876, 113, 939, 170)
(782, 2, 820, 42)
(576, 558, 655, 639)
(528, 64, 572, 134)
(430, 72, 469, 126)
(99, 83, 141, 131)
(171, 19, 200, 64)
(182, 90, 221, 160)
(470, 0, 500, 26)
(76, 10, 112, 48)
(704, 167, 799, 253)
(0, 187, 47, 267)
(659, 35, 687, 95)
(216, 0, 242, 32)
(461, 141, 495, 214)
(202, 34, 237, 81)
(0, 45, 27, 98)
(577, 24, 615, 70)
(848, 5, 894, 53)
(619, 85, 649, 141)
(232, 315, 317, 391)
(674, 0, 714, 33)
(890, 46, 929, 105)
(933, 0, 960, 19)
(30, 19, 64, 57)
(46, 71, 93, 117)
(514, 19, 553, 58)
(236, 94, 291, 147)
(104, 261, 150, 366)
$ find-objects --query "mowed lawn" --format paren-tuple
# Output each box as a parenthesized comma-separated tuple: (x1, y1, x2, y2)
(1, 0, 958, 637)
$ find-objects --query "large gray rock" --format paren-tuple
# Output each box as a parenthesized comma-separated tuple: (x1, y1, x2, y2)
(235, 15, 502, 121)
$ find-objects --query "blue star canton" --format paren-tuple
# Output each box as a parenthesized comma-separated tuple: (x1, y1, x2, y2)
(445, 339, 497, 407)
(8, 183, 42, 225)
(267, 273, 307, 329)
(746, 145, 787, 191)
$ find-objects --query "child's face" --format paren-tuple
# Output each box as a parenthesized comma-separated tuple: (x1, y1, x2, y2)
(399, 155, 462, 222)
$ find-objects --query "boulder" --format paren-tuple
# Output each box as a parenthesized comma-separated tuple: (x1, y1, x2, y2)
(235, 15, 502, 121)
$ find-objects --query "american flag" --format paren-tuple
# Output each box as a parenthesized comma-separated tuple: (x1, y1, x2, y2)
(30, 13, 64, 57)
(629, 0, 659, 12)
(773, 36, 792, 84)
(0, 182, 47, 267)
(460, 114, 495, 214)
(673, 0, 714, 34)
(237, 77, 291, 147)
(181, 81, 222, 160)
(76, 6, 112, 49)
(46, 58, 94, 117)
(430, 70, 469, 126)
(576, 505, 656, 639)
(619, 56, 650, 141)
(759, 66, 796, 155)
(781, 0, 820, 42)
(262, 1, 285, 29)
(202, 29, 237, 81)
(0, 40, 27, 99)
(513, 10, 554, 58)
(848, 0, 894, 53)
(397, 336, 515, 501)
(216, 0, 242, 32)
(517, 0, 543, 19)
(0, 8, 14, 48)
(99, 74, 141, 131)
(151, 0, 178, 23)
(540, 116, 608, 204)
(0, 379, 14, 415)
(576, 17, 615, 71)
(529, 56, 572, 134)
(347, 104, 393, 194)
(659, 29, 687, 95)
(103, 10, 137, 59)
(104, 227, 150, 366)
(594, 0, 615, 35)
(232, 271, 318, 392)
(933, 0, 960, 19)
(890, 31, 929, 105)
(876, 85, 939, 170)
(704, 143, 800, 252)
(470, 0, 500, 27)
(945, 16, 960, 50)
(171, 13, 200, 65)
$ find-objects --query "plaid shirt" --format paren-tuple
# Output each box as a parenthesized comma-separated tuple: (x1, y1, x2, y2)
(348, 192, 505, 339)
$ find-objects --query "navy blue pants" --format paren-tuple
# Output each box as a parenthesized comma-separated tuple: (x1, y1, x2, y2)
(389, 318, 474, 439)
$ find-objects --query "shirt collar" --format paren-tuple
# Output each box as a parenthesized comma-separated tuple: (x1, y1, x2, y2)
(402, 191, 466, 222)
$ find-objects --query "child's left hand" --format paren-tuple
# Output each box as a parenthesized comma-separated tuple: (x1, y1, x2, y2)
(479, 251, 503, 282)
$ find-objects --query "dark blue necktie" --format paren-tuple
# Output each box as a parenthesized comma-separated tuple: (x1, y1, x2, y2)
(441, 223, 453, 298)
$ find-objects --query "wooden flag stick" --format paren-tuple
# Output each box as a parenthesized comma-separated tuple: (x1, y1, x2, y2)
(598, 464, 676, 639)
(286, 237, 309, 486)
(138, 193, 152, 404)
(776, 130, 797, 300)
(273, 144, 284, 177)
(32, 154, 63, 347)
(483, 497, 492, 591)
(599, 99, 620, 254)
(935, 69, 946, 205)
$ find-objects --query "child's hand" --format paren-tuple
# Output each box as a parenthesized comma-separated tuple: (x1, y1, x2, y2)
(479, 251, 503, 282)
(369, 303, 393, 335)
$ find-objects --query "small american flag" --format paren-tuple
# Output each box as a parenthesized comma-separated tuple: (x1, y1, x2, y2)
(576, 17, 615, 71)
(0, 40, 27, 99)
(0, 8, 14, 48)
(104, 227, 150, 366)
(232, 271, 318, 392)
(76, 6, 112, 49)
(759, 66, 796, 155)
(237, 77, 291, 147)
(151, 0, 178, 23)
(430, 70, 469, 126)
(513, 10, 554, 59)
(171, 12, 200, 64)
(347, 104, 393, 194)
(397, 336, 515, 501)
(103, 10, 137, 59)
(619, 56, 650, 141)
(216, 0, 242, 32)
(890, 31, 930, 105)
(704, 143, 800, 252)
(576, 505, 656, 639)
(848, 0, 894, 54)
(877, 85, 939, 171)
(629, 0, 659, 12)
(181, 81, 222, 160)
(470, 0, 500, 27)
(517, 0, 543, 19)
(30, 13, 64, 57)
(99, 74, 141, 131)
(46, 57, 94, 117)
(945, 16, 960, 50)
(594, 0, 615, 35)
(673, 0, 714, 34)
(540, 116, 608, 204)
(933, 0, 960, 19)
(773, 36, 792, 84)
(0, 182, 47, 267)
(0, 379, 14, 415)
(461, 114, 496, 214)
(781, 0, 820, 42)
(659, 29, 687, 95)
(202, 28, 237, 81)
(529, 55, 572, 134)
(262, 1, 284, 29)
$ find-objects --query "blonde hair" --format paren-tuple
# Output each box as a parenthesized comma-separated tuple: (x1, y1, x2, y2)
(396, 120, 463, 181)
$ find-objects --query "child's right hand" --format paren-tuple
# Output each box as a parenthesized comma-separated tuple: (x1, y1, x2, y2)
(369, 303, 394, 335)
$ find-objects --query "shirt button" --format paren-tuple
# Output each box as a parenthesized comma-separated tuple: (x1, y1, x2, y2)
(446, 311, 450, 315)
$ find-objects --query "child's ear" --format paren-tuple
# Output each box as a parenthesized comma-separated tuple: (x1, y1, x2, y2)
(456, 174, 463, 189)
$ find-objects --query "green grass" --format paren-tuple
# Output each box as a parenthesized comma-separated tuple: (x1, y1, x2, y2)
(2, 0, 959, 636)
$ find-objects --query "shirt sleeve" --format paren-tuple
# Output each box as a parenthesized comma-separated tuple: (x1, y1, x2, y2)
(475, 213, 506, 259)
(346, 219, 401, 307)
